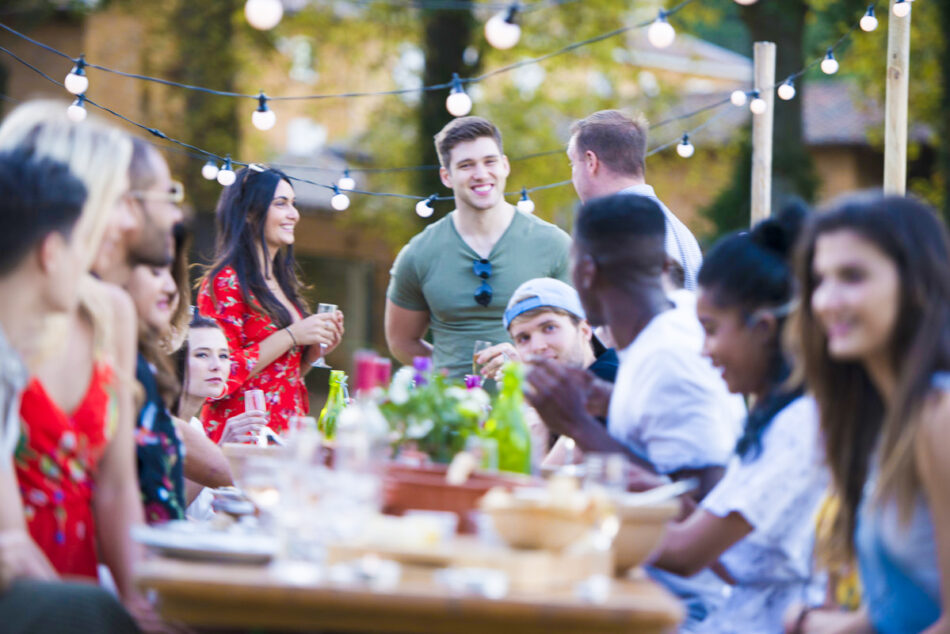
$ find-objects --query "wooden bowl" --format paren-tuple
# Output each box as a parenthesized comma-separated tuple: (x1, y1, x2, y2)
(613, 500, 680, 573)
(482, 504, 593, 551)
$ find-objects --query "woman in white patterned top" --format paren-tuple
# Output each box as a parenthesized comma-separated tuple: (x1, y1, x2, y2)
(647, 204, 829, 633)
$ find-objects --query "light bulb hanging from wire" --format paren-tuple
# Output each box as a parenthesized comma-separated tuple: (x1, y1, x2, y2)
(892, 0, 911, 18)
(64, 55, 88, 96)
(730, 90, 748, 107)
(733, 0, 758, 4)
(330, 186, 350, 211)
(485, 4, 521, 50)
(446, 73, 473, 117)
(252, 93, 276, 130)
(244, 0, 283, 30)
(647, 11, 676, 49)
(416, 195, 437, 218)
(337, 169, 356, 191)
(66, 95, 87, 122)
(821, 49, 839, 75)
(777, 78, 796, 101)
(516, 188, 535, 213)
(860, 5, 879, 31)
(201, 160, 219, 180)
(749, 90, 767, 115)
(676, 134, 695, 158)
(217, 156, 236, 186)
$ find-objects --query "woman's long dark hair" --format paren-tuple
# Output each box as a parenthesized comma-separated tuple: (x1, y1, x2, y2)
(698, 202, 807, 460)
(795, 192, 950, 562)
(202, 167, 308, 327)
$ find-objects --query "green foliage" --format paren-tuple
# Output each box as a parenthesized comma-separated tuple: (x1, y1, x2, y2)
(381, 367, 490, 464)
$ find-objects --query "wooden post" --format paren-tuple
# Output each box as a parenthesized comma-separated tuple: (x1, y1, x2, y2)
(751, 41, 776, 226)
(883, 0, 911, 195)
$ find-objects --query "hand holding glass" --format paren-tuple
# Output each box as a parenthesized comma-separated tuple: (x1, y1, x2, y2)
(311, 303, 338, 368)
(473, 340, 493, 376)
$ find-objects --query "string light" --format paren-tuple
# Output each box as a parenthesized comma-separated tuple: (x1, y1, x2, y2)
(416, 195, 437, 218)
(201, 160, 219, 180)
(446, 73, 473, 117)
(820, 48, 839, 75)
(64, 55, 88, 95)
(217, 156, 236, 186)
(676, 134, 694, 158)
(485, 4, 521, 50)
(749, 90, 767, 114)
(777, 78, 796, 101)
(516, 187, 535, 213)
(733, 0, 758, 4)
(330, 185, 350, 211)
(251, 92, 276, 131)
(244, 0, 283, 30)
(860, 5, 879, 31)
(337, 169, 356, 191)
(892, 0, 910, 18)
(647, 11, 676, 49)
(730, 90, 748, 107)
(66, 95, 87, 122)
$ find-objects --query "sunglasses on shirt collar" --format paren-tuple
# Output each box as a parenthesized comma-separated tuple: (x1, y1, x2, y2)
(473, 258, 492, 307)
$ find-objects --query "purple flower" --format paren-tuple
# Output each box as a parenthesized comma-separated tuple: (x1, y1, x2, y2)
(413, 356, 432, 385)
(464, 374, 483, 390)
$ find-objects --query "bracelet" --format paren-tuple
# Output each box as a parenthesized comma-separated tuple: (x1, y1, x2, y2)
(284, 327, 298, 347)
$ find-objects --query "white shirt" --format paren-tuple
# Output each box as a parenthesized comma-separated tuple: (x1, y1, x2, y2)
(185, 417, 215, 521)
(607, 291, 745, 474)
(619, 184, 704, 291)
(697, 396, 829, 634)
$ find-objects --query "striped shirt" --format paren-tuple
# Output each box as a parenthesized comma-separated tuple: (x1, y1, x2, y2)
(620, 184, 703, 291)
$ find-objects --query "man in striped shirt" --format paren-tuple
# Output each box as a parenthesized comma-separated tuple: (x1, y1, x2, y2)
(567, 109, 703, 291)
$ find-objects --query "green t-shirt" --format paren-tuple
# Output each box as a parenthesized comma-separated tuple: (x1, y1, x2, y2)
(387, 210, 572, 379)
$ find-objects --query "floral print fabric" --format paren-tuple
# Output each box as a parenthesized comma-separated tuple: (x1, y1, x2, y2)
(16, 362, 117, 578)
(135, 353, 185, 524)
(197, 266, 308, 443)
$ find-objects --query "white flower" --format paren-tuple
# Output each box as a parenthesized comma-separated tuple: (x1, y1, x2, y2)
(405, 417, 434, 439)
(389, 367, 414, 405)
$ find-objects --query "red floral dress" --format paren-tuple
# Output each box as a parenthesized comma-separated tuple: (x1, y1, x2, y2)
(197, 266, 308, 443)
(15, 362, 117, 579)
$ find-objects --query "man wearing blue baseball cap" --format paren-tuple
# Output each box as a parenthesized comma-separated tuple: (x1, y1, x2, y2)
(474, 277, 618, 384)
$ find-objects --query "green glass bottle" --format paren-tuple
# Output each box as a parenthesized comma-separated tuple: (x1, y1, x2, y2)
(484, 363, 531, 475)
(318, 370, 348, 439)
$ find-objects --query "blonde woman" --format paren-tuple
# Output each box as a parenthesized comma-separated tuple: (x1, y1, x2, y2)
(0, 102, 155, 628)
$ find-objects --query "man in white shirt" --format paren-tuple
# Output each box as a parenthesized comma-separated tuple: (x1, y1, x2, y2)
(567, 109, 703, 290)
(525, 194, 744, 628)
(0, 149, 138, 631)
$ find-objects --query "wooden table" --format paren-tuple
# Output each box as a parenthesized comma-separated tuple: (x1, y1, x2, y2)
(136, 557, 683, 633)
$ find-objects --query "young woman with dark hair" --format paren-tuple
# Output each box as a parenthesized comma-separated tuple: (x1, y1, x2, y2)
(173, 313, 267, 445)
(198, 167, 344, 442)
(787, 193, 950, 633)
(646, 204, 831, 633)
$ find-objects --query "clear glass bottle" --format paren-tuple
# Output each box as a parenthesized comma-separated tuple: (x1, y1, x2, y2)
(334, 352, 391, 474)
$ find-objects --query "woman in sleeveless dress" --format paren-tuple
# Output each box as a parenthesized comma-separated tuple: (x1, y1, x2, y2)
(197, 167, 343, 442)
(790, 193, 950, 633)
(0, 103, 154, 626)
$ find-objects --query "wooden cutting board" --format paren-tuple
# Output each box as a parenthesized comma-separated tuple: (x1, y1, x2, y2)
(326, 535, 613, 593)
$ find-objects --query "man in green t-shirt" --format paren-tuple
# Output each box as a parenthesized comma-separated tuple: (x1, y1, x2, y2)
(385, 116, 572, 379)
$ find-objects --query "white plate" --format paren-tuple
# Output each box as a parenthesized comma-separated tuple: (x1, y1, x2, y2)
(132, 521, 277, 565)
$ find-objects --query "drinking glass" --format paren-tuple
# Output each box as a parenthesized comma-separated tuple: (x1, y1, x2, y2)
(464, 436, 498, 472)
(311, 303, 338, 368)
(472, 340, 493, 376)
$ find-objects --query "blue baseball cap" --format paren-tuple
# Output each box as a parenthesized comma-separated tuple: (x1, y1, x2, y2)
(503, 278, 587, 330)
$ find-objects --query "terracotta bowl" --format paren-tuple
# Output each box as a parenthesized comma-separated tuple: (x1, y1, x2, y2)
(613, 499, 680, 573)
(382, 463, 539, 533)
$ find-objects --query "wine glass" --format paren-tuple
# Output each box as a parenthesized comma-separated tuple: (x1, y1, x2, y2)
(311, 303, 338, 368)
(472, 340, 493, 376)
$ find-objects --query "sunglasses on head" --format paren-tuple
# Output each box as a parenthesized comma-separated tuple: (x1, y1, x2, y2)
(473, 258, 492, 307)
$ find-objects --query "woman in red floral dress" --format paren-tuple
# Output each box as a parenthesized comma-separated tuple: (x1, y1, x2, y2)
(198, 167, 344, 442)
